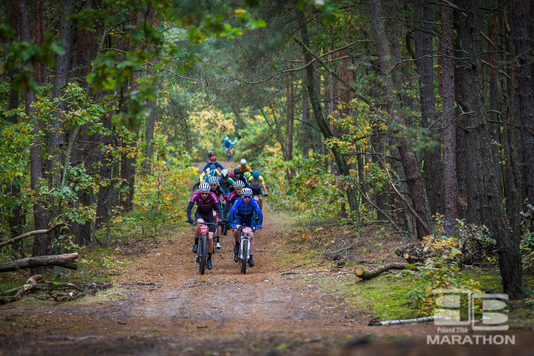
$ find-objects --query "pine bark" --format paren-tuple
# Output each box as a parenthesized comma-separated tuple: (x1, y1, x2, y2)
(455, 0, 523, 298)
(18, 0, 51, 270)
(8, 1, 23, 240)
(511, 0, 534, 206)
(369, 0, 432, 238)
(414, 0, 444, 216)
(49, 0, 75, 183)
(441, 3, 457, 237)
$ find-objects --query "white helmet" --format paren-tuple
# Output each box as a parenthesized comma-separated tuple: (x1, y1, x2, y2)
(241, 188, 253, 197)
(240, 159, 247, 165)
(220, 169, 228, 178)
(198, 182, 211, 193)
(208, 176, 219, 185)
(234, 180, 246, 189)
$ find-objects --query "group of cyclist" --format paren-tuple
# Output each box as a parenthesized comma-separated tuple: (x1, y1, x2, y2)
(187, 155, 268, 271)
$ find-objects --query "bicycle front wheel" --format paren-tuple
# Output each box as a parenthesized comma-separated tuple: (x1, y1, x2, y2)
(240, 240, 248, 274)
(199, 234, 208, 275)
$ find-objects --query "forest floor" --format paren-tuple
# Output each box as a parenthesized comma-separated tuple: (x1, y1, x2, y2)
(0, 162, 532, 355)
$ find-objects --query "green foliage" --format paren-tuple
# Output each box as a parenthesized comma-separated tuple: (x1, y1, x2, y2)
(0, 81, 32, 236)
(126, 147, 195, 235)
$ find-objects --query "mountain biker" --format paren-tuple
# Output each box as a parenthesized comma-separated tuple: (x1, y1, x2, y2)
(233, 167, 249, 187)
(222, 137, 233, 149)
(249, 171, 268, 210)
(202, 155, 224, 173)
(209, 176, 224, 249)
(199, 168, 211, 183)
(236, 159, 252, 173)
(229, 187, 263, 267)
(186, 182, 223, 270)
(223, 180, 245, 220)
(218, 170, 235, 198)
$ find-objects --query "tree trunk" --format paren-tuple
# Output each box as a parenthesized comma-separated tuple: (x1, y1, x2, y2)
(455, 0, 523, 299)
(19, 0, 50, 271)
(414, 0, 444, 216)
(49, 0, 75, 185)
(7, 2, 24, 240)
(301, 77, 311, 156)
(369, 0, 432, 238)
(441, 2, 457, 237)
(142, 97, 157, 174)
(511, 0, 534, 206)
(298, 16, 359, 213)
(285, 82, 294, 162)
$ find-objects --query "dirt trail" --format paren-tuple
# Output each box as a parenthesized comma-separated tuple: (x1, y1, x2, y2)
(1, 167, 531, 355)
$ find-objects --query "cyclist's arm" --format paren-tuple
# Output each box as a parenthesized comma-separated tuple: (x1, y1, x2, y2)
(228, 200, 239, 225)
(214, 202, 223, 220)
(202, 163, 210, 172)
(186, 201, 195, 221)
(260, 176, 268, 194)
(253, 200, 263, 225)
(223, 196, 232, 219)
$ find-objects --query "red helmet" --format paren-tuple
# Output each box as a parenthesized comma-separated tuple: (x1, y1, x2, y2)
(228, 170, 235, 178)
(210, 155, 216, 161)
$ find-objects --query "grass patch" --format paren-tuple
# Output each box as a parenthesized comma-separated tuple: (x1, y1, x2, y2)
(345, 274, 419, 320)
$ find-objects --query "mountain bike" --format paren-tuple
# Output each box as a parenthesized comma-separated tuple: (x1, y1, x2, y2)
(187, 220, 218, 275)
(226, 147, 233, 161)
(235, 225, 255, 274)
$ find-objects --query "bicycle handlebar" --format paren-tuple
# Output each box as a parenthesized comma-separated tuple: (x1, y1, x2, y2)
(186, 220, 222, 226)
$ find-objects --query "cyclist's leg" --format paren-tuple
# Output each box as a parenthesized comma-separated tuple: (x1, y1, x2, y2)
(233, 215, 243, 250)
(247, 217, 256, 255)
(208, 232, 214, 254)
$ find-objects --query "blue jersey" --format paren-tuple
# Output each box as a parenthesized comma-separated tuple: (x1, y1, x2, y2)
(229, 197, 263, 225)
(202, 162, 224, 172)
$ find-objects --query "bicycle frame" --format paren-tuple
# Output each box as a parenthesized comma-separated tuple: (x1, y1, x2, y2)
(236, 225, 254, 274)
(191, 220, 218, 275)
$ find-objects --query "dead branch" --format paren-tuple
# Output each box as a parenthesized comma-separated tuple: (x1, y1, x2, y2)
(0, 253, 78, 273)
(0, 223, 67, 249)
(355, 263, 408, 280)
(0, 275, 42, 304)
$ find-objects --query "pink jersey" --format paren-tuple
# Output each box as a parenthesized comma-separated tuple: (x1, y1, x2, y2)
(190, 192, 219, 212)
(228, 190, 240, 204)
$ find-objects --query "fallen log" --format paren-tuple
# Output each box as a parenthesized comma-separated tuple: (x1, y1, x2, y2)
(369, 316, 435, 326)
(0, 253, 78, 273)
(0, 274, 42, 304)
(355, 263, 408, 280)
(0, 223, 66, 249)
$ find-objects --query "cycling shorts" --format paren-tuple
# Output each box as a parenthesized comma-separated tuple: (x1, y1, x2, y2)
(195, 209, 216, 232)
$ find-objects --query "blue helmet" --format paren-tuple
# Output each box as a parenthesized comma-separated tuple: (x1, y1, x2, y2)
(209, 164, 216, 170)
(252, 171, 260, 179)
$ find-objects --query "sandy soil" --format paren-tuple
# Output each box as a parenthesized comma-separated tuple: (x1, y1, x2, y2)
(0, 163, 531, 355)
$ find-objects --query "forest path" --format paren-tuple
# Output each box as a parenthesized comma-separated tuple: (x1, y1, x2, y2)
(1, 167, 530, 355)
(0, 204, 383, 355)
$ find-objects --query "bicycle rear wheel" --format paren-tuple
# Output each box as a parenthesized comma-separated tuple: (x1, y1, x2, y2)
(192, 182, 199, 193)
(199, 234, 208, 275)
(240, 240, 248, 274)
